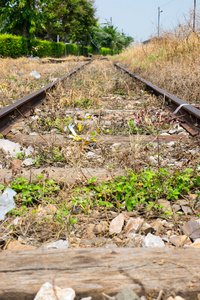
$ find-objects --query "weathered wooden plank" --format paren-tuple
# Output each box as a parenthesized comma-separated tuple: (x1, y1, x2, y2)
(0, 167, 126, 185)
(0, 248, 199, 299)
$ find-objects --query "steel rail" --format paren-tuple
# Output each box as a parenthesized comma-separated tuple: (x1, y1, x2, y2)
(0, 60, 92, 134)
(114, 63, 200, 135)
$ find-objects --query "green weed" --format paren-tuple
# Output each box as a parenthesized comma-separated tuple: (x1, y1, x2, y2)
(10, 175, 60, 206)
(72, 168, 200, 213)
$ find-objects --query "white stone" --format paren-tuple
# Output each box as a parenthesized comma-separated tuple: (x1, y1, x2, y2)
(31, 115, 39, 120)
(196, 219, 200, 226)
(22, 158, 34, 166)
(0, 139, 21, 156)
(0, 140, 33, 157)
(143, 233, 165, 248)
(167, 141, 175, 146)
(149, 155, 163, 165)
(160, 133, 170, 136)
(34, 282, 75, 300)
(109, 214, 125, 235)
(125, 217, 144, 235)
(86, 151, 97, 157)
(29, 132, 38, 136)
(44, 240, 69, 249)
(24, 146, 34, 157)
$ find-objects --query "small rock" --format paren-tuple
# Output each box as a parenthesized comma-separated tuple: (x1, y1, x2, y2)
(149, 155, 163, 165)
(94, 221, 108, 234)
(109, 213, 125, 235)
(150, 220, 164, 234)
(85, 224, 96, 239)
(45, 204, 57, 212)
(190, 238, 200, 248)
(34, 282, 75, 300)
(115, 287, 140, 300)
(188, 194, 197, 201)
(44, 240, 69, 249)
(174, 297, 186, 300)
(181, 218, 200, 241)
(169, 235, 191, 247)
(29, 132, 38, 135)
(157, 199, 172, 213)
(81, 298, 92, 300)
(166, 141, 175, 146)
(0, 140, 34, 157)
(111, 143, 122, 150)
(181, 205, 192, 214)
(7, 241, 36, 251)
(79, 239, 92, 247)
(172, 204, 181, 213)
(22, 158, 34, 166)
(31, 115, 39, 120)
(125, 217, 144, 235)
(143, 233, 165, 248)
(162, 235, 169, 243)
(179, 200, 187, 206)
(125, 234, 144, 247)
(10, 129, 20, 134)
(0, 140, 21, 157)
(104, 243, 118, 249)
(10, 159, 22, 169)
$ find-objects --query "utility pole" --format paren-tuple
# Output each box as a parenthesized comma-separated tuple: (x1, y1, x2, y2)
(158, 7, 163, 37)
(193, 0, 196, 32)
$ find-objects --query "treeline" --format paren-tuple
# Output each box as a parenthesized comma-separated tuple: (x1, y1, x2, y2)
(0, 0, 134, 56)
(0, 34, 122, 58)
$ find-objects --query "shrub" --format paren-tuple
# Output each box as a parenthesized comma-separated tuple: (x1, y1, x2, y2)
(99, 47, 112, 56)
(0, 34, 28, 58)
(0, 34, 65, 58)
(30, 39, 65, 58)
(66, 43, 78, 56)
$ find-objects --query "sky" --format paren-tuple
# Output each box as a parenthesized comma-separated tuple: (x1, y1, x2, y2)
(94, 0, 198, 42)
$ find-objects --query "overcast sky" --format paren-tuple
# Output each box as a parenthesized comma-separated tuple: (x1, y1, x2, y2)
(94, 0, 198, 42)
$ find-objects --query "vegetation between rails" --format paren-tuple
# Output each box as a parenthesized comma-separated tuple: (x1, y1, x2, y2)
(72, 168, 200, 213)
(3, 168, 199, 219)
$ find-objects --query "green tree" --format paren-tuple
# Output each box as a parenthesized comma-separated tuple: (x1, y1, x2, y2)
(0, 0, 43, 39)
(91, 24, 134, 52)
(38, 0, 96, 47)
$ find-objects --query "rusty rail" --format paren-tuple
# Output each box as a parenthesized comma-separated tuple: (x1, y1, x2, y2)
(0, 60, 91, 134)
(114, 63, 200, 136)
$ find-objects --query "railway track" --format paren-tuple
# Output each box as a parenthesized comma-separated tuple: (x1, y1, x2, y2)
(0, 58, 200, 299)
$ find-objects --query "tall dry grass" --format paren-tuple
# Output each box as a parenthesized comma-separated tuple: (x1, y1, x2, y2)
(115, 19, 200, 104)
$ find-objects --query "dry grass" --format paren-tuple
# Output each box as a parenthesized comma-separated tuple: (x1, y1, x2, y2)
(115, 22, 200, 105)
(0, 57, 83, 107)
